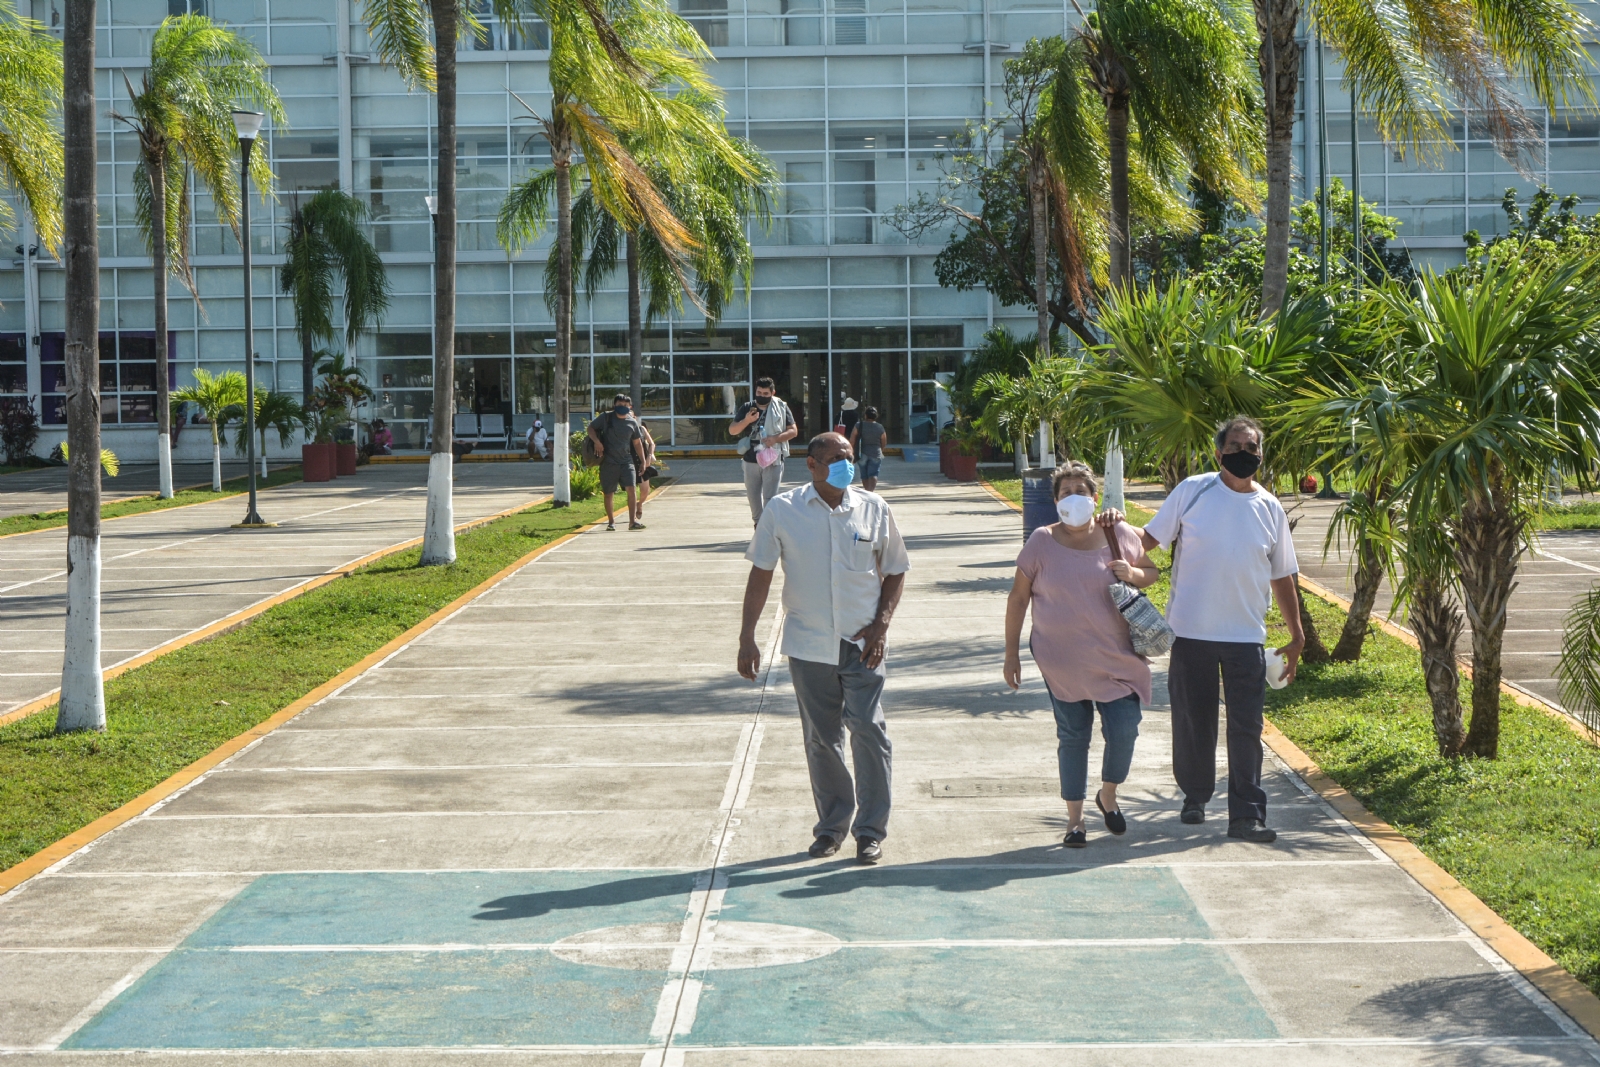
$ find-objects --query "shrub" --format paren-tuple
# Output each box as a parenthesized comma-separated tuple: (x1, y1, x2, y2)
(0, 396, 40, 466)
(569, 465, 600, 500)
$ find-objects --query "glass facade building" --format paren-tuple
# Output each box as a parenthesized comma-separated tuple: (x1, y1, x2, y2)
(3, 0, 1597, 455)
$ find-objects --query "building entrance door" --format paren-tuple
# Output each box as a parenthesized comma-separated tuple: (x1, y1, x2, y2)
(752, 351, 829, 446)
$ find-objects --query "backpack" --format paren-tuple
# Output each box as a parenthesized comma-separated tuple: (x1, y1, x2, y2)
(580, 413, 611, 468)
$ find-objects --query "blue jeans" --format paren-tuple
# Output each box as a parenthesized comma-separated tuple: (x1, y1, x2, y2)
(859, 456, 882, 480)
(1047, 690, 1142, 802)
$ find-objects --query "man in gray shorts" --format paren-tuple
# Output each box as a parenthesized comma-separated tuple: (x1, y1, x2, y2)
(737, 431, 910, 865)
(850, 405, 888, 491)
(587, 393, 648, 531)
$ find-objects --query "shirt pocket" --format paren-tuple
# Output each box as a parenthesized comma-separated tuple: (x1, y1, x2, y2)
(845, 527, 878, 571)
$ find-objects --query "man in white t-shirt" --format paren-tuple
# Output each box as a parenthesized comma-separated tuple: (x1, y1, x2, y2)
(1137, 416, 1304, 844)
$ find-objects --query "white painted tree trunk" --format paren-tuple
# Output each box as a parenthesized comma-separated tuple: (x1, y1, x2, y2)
(1036, 420, 1052, 468)
(421, 451, 456, 564)
(58, 534, 105, 731)
(1103, 430, 1125, 514)
(157, 432, 173, 498)
(1014, 439, 1026, 475)
(210, 438, 222, 491)
(552, 426, 570, 504)
(260, 434, 268, 479)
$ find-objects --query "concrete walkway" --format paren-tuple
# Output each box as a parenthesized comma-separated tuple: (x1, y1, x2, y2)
(0, 461, 1593, 1063)
(0, 462, 289, 520)
(0, 462, 551, 716)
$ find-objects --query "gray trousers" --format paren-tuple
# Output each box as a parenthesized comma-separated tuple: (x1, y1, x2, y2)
(1168, 636, 1268, 823)
(788, 640, 893, 843)
(743, 458, 784, 523)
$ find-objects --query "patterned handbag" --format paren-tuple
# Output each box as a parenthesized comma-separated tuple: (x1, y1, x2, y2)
(1102, 524, 1175, 658)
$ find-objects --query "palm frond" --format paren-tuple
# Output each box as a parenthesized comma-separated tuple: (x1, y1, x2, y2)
(0, 0, 63, 254)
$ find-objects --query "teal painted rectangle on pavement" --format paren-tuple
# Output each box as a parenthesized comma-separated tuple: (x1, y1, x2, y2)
(185, 870, 697, 947)
(721, 864, 1211, 941)
(64, 948, 665, 1049)
(683, 944, 1278, 1045)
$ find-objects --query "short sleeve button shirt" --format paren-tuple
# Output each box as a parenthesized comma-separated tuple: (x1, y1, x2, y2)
(745, 483, 911, 664)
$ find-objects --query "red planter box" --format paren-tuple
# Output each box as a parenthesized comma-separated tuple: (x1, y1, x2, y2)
(336, 442, 358, 476)
(939, 439, 952, 476)
(947, 452, 979, 482)
(302, 442, 336, 482)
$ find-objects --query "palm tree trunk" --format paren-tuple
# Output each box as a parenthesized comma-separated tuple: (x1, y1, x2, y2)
(301, 327, 315, 406)
(58, 0, 103, 733)
(1029, 154, 1049, 360)
(149, 155, 173, 499)
(1412, 576, 1466, 756)
(1297, 587, 1330, 663)
(422, 0, 458, 564)
(552, 153, 573, 506)
(1106, 93, 1131, 291)
(1255, 0, 1302, 316)
(211, 425, 221, 490)
(1456, 492, 1521, 758)
(627, 231, 642, 413)
(1331, 537, 1382, 661)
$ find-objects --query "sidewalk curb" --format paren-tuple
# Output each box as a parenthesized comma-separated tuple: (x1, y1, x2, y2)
(977, 475, 1600, 1042)
(0, 493, 552, 729)
(0, 496, 609, 898)
(1260, 720, 1600, 1042)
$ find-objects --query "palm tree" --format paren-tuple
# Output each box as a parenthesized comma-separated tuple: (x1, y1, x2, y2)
(1058, 0, 1261, 291)
(111, 14, 283, 501)
(554, 132, 777, 413)
(497, 0, 744, 505)
(235, 389, 305, 478)
(975, 357, 1080, 465)
(57, 0, 101, 733)
(1254, 0, 1593, 314)
(172, 368, 247, 491)
(0, 0, 64, 255)
(281, 189, 390, 403)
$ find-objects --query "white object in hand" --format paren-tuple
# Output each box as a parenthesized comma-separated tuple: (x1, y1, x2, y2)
(1265, 648, 1290, 689)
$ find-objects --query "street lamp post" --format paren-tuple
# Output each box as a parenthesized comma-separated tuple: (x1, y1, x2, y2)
(233, 109, 268, 526)
(425, 194, 439, 449)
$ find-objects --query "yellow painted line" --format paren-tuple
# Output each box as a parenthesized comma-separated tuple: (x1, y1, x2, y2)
(977, 478, 1022, 512)
(0, 466, 303, 541)
(1260, 720, 1600, 1041)
(0, 497, 615, 898)
(0, 493, 552, 729)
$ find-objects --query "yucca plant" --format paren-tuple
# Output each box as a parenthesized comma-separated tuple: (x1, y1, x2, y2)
(234, 388, 305, 478)
(171, 368, 246, 491)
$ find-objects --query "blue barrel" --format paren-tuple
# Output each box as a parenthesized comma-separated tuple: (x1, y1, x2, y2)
(1021, 466, 1056, 543)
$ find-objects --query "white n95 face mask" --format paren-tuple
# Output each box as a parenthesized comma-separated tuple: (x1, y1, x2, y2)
(1056, 493, 1096, 527)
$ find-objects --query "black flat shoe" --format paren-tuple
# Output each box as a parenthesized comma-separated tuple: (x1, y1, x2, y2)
(1095, 792, 1127, 835)
(1227, 819, 1277, 843)
(1181, 799, 1205, 824)
(1063, 828, 1087, 848)
(807, 835, 840, 858)
(856, 837, 882, 864)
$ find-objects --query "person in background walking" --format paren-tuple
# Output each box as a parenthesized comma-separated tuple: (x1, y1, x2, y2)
(728, 377, 798, 526)
(1130, 415, 1303, 843)
(636, 418, 658, 519)
(850, 406, 888, 491)
(738, 431, 909, 865)
(838, 396, 859, 437)
(1004, 462, 1159, 847)
(588, 394, 648, 532)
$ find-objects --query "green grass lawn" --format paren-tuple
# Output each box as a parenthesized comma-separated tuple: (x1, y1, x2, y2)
(1534, 502, 1600, 530)
(0, 497, 605, 873)
(1268, 594, 1600, 996)
(0, 465, 304, 537)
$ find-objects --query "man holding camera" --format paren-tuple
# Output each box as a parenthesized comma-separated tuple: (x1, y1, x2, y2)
(729, 376, 799, 526)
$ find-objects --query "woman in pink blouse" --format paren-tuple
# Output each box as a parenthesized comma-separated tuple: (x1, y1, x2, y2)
(1004, 462, 1160, 847)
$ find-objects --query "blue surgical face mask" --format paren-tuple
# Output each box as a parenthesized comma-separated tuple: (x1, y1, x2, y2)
(826, 458, 856, 489)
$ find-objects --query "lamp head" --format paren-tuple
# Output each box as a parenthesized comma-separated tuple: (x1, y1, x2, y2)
(231, 109, 265, 146)
(425, 195, 438, 217)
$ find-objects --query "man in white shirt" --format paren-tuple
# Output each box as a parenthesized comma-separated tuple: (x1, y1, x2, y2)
(1138, 416, 1304, 844)
(738, 431, 910, 865)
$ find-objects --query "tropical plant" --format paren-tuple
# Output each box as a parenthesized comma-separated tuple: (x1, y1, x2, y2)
(56, 440, 120, 477)
(1055, 0, 1261, 292)
(1253, 0, 1594, 314)
(304, 351, 372, 444)
(1557, 588, 1600, 737)
(0, 0, 63, 255)
(110, 14, 284, 500)
(280, 189, 390, 401)
(974, 357, 1080, 465)
(0, 395, 40, 465)
(1305, 258, 1600, 757)
(171, 368, 247, 491)
(234, 388, 305, 477)
(58, 0, 103, 733)
(554, 128, 778, 412)
(497, 0, 751, 507)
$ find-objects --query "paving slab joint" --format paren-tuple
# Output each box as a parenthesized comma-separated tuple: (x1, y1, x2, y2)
(0, 491, 618, 899)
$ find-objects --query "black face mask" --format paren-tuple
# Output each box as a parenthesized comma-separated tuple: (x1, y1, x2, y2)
(614, 405, 631, 416)
(755, 396, 772, 407)
(1220, 450, 1261, 478)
